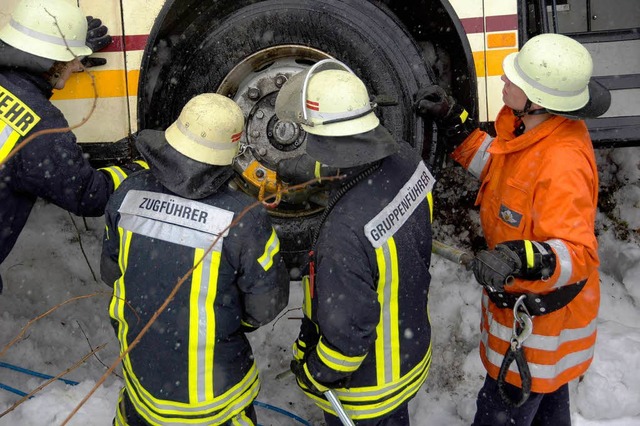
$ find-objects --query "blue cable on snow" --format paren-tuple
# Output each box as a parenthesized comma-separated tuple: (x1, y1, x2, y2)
(0, 361, 312, 425)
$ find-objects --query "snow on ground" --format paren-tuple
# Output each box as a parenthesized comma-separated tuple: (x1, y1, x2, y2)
(0, 147, 638, 425)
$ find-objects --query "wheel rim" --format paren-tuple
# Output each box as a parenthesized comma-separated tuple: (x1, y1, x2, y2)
(218, 45, 333, 218)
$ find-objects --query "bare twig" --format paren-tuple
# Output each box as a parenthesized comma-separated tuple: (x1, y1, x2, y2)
(67, 213, 98, 282)
(0, 292, 106, 358)
(76, 320, 122, 380)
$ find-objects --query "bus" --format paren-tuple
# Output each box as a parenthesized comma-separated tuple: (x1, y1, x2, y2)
(2, 0, 638, 265)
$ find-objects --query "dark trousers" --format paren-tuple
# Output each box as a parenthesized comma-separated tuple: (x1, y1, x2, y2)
(472, 375, 571, 426)
(324, 403, 409, 426)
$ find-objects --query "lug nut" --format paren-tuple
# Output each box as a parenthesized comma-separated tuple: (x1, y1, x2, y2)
(248, 87, 261, 100)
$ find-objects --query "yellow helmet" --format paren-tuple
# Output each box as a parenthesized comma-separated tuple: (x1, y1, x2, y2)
(275, 59, 397, 167)
(503, 33, 610, 118)
(0, 0, 92, 62)
(165, 94, 244, 166)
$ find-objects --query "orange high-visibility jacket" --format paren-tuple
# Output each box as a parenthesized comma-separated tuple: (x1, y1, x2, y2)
(452, 106, 600, 393)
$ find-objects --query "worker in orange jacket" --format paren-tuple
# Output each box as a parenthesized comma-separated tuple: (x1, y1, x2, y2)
(415, 33, 611, 425)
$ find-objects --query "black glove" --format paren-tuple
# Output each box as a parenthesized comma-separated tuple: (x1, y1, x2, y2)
(290, 359, 327, 398)
(86, 16, 113, 52)
(414, 85, 475, 145)
(414, 85, 455, 121)
(472, 244, 522, 292)
(82, 16, 112, 68)
(277, 153, 339, 184)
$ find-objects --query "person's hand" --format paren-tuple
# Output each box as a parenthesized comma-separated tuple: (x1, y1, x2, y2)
(82, 16, 113, 68)
(472, 244, 522, 292)
(86, 16, 113, 52)
(414, 85, 454, 120)
(290, 359, 327, 397)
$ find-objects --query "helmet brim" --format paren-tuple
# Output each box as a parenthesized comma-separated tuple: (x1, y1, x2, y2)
(305, 124, 399, 168)
(547, 78, 611, 119)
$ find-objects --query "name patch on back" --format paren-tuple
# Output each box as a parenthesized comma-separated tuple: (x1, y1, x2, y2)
(118, 190, 234, 249)
(364, 161, 434, 248)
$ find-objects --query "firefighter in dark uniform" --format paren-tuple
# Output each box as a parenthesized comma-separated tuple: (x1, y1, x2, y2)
(275, 60, 435, 425)
(101, 93, 290, 426)
(0, 0, 143, 290)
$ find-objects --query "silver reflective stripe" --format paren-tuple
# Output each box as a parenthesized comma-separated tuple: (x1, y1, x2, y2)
(531, 240, 548, 255)
(324, 347, 431, 417)
(257, 229, 280, 271)
(175, 119, 237, 150)
(193, 250, 216, 403)
(118, 190, 233, 250)
(378, 241, 395, 383)
(484, 298, 597, 351)
(482, 332, 595, 380)
(514, 57, 586, 98)
(317, 338, 363, 372)
(306, 104, 373, 123)
(10, 18, 86, 48)
(364, 161, 434, 248)
(125, 363, 259, 415)
(468, 135, 493, 179)
(119, 214, 225, 251)
(546, 239, 573, 288)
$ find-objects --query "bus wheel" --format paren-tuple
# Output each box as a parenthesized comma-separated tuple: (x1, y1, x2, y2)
(140, 0, 435, 272)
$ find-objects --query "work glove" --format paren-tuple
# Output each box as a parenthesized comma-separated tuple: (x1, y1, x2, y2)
(290, 359, 332, 398)
(414, 85, 475, 147)
(414, 85, 456, 122)
(472, 244, 522, 293)
(276, 153, 339, 185)
(83, 16, 113, 68)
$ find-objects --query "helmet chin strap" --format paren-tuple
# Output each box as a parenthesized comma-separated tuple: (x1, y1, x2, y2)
(513, 99, 548, 117)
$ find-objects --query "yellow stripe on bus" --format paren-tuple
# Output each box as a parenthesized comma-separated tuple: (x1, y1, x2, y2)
(51, 70, 140, 100)
(473, 48, 518, 77)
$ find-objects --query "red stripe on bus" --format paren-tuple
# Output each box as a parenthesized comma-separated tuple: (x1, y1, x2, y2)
(460, 14, 518, 34)
(101, 35, 150, 52)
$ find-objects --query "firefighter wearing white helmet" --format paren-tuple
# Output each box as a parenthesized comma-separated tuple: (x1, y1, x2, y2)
(415, 33, 610, 426)
(0, 0, 140, 293)
(276, 60, 435, 425)
(102, 93, 289, 426)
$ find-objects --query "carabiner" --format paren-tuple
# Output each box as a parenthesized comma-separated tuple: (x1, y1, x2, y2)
(511, 295, 533, 350)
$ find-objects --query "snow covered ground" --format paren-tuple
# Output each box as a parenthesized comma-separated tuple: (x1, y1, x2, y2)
(0, 147, 638, 425)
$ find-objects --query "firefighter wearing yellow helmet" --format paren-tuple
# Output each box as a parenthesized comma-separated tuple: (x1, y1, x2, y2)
(101, 93, 289, 426)
(415, 33, 610, 425)
(276, 59, 435, 425)
(0, 0, 141, 292)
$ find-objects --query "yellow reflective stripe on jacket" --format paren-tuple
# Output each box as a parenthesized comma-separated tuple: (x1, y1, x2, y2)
(0, 121, 21, 164)
(110, 227, 133, 353)
(257, 228, 280, 271)
(317, 337, 367, 373)
(124, 363, 260, 424)
(134, 159, 149, 169)
(374, 237, 401, 384)
(302, 275, 313, 318)
(426, 191, 433, 223)
(313, 344, 432, 419)
(99, 165, 128, 190)
(0, 83, 41, 136)
(111, 237, 261, 423)
(189, 248, 220, 403)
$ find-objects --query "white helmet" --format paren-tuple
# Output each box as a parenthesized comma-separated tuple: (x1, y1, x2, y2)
(0, 0, 92, 62)
(275, 59, 397, 168)
(164, 93, 244, 166)
(503, 33, 610, 118)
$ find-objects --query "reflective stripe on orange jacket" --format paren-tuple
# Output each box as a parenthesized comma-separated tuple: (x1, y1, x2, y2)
(452, 106, 600, 393)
